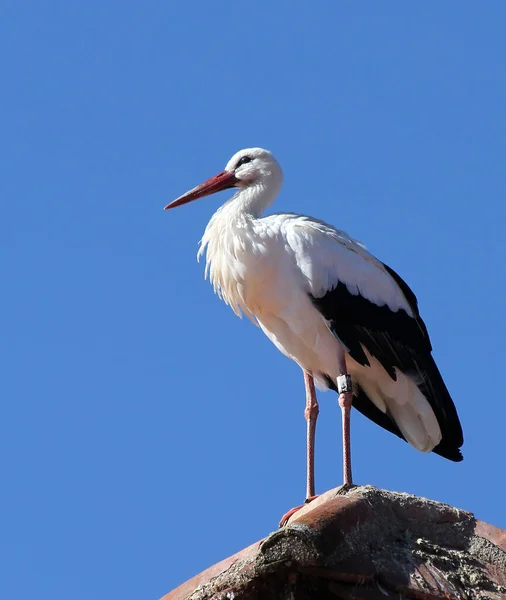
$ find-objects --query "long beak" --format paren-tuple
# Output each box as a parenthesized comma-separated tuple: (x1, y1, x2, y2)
(164, 170, 238, 210)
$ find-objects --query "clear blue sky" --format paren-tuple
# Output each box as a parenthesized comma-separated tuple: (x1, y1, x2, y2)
(2, 2, 505, 599)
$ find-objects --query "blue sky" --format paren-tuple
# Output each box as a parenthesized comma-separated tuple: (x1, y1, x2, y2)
(2, 2, 505, 599)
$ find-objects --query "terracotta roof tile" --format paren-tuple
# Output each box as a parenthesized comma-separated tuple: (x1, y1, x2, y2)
(163, 485, 506, 600)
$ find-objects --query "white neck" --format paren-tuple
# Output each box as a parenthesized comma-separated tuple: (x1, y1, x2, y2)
(197, 179, 281, 322)
(225, 178, 283, 219)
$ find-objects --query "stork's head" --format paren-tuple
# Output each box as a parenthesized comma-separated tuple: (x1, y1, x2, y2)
(164, 148, 283, 213)
(225, 148, 283, 189)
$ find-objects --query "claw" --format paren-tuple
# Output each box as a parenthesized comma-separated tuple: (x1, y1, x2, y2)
(278, 495, 319, 527)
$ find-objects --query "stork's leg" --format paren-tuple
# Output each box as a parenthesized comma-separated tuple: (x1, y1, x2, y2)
(304, 371, 319, 499)
(279, 371, 319, 527)
(336, 364, 354, 486)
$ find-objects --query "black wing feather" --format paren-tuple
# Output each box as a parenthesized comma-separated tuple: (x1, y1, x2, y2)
(313, 264, 463, 462)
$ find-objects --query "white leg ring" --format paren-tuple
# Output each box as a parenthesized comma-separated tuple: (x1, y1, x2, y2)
(337, 374, 353, 394)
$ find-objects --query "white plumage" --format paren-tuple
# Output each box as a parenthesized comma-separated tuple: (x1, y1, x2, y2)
(165, 147, 463, 516)
(199, 198, 439, 453)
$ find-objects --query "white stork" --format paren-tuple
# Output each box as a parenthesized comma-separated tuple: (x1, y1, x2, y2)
(164, 148, 463, 523)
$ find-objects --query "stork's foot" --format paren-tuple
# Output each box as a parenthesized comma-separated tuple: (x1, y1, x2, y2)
(278, 495, 319, 528)
(335, 482, 357, 495)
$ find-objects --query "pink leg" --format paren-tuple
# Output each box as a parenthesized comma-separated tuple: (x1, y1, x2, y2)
(336, 348, 354, 485)
(338, 384, 353, 485)
(279, 371, 319, 527)
(304, 371, 319, 499)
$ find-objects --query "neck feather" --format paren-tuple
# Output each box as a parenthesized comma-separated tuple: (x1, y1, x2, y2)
(228, 179, 281, 218)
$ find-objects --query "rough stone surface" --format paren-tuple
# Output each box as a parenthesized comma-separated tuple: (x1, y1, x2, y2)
(162, 486, 506, 600)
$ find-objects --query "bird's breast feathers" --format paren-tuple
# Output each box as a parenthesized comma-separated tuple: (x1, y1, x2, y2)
(198, 214, 293, 321)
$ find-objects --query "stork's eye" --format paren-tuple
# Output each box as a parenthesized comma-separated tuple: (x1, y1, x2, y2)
(236, 156, 252, 168)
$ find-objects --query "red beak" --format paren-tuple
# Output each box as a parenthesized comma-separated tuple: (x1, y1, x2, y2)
(164, 170, 238, 210)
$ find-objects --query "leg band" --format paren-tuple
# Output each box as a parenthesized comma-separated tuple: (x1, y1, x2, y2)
(337, 374, 353, 394)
